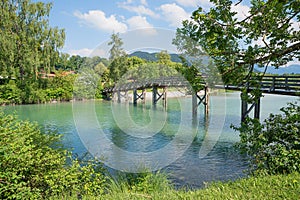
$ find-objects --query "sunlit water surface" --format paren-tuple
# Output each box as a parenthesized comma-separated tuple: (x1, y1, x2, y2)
(4, 92, 298, 188)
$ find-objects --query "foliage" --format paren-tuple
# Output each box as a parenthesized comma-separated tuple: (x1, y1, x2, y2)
(0, 0, 65, 81)
(234, 102, 300, 175)
(176, 0, 300, 102)
(0, 112, 107, 199)
(175, 56, 205, 92)
(108, 33, 126, 61)
(108, 56, 129, 82)
(108, 33, 130, 82)
(0, 80, 22, 105)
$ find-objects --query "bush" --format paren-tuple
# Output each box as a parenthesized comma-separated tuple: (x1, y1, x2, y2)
(234, 102, 300, 175)
(0, 81, 22, 105)
(0, 112, 107, 199)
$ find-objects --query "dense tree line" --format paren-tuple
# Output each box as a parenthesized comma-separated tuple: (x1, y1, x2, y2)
(0, 0, 206, 105)
(0, 30, 191, 105)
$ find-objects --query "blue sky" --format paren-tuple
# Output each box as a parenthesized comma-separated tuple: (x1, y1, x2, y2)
(38, 0, 222, 57)
(39, 0, 299, 68)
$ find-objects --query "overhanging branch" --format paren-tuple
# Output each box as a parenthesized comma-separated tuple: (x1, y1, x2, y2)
(238, 42, 300, 65)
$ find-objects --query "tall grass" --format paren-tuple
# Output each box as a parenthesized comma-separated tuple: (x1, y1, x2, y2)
(50, 171, 300, 200)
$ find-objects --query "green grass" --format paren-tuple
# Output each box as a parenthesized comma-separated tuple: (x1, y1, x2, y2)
(51, 172, 300, 200)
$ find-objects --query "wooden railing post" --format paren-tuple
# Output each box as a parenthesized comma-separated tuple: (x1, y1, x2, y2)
(272, 76, 276, 91)
(285, 77, 289, 90)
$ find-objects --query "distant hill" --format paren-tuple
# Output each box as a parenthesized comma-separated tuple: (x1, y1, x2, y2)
(129, 51, 182, 63)
(255, 64, 300, 75)
(130, 51, 300, 75)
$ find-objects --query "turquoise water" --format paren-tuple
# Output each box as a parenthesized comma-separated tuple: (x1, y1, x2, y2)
(3, 92, 299, 188)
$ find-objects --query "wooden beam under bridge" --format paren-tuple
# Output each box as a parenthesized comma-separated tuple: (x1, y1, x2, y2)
(192, 85, 209, 118)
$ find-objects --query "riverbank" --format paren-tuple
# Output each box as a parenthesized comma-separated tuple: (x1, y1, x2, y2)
(51, 172, 300, 199)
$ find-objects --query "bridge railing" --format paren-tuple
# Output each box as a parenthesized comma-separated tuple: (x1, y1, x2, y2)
(259, 75, 300, 92)
(104, 74, 300, 96)
(105, 76, 201, 92)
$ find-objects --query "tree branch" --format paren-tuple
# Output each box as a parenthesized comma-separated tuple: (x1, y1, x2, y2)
(239, 42, 300, 65)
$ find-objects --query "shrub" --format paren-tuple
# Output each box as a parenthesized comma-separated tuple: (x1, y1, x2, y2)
(0, 81, 22, 105)
(0, 112, 106, 199)
(234, 102, 300, 175)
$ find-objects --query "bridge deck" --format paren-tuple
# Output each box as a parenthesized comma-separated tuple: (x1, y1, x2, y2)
(104, 75, 300, 96)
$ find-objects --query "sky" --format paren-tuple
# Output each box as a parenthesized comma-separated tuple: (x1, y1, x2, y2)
(36, 0, 249, 58)
(37, 0, 299, 67)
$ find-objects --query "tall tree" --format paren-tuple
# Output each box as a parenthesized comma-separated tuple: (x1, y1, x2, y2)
(108, 33, 126, 60)
(108, 33, 127, 82)
(0, 0, 65, 82)
(176, 0, 300, 86)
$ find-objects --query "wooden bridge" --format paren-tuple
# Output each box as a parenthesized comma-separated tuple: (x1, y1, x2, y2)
(104, 75, 300, 122)
(216, 75, 300, 121)
(104, 76, 208, 112)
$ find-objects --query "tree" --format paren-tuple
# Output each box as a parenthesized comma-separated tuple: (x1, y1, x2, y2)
(156, 50, 172, 65)
(108, 33, 126, 61)
(176, 0, 300, 87)
(0, 0, 65, 82)
(108, 33, 128, 82)
(69, 55, 85, 71)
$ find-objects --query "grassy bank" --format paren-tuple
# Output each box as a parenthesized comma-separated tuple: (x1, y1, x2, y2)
(51, 172, 300, 200)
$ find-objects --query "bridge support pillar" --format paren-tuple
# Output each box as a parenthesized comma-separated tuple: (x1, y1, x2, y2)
(192, 93, 197, 117)
(204, 86, 209, 116)
(112, 92, 117, 102)
(152, 86, 157, 105)
(152, 86, 167, 107)
(133, 89, 138, 105)
(241, 95, 248, 122)
(142, 89, 146, 104)
(254, 97, 260, 120)
(241, 93, 261, 122)
(192, 86, 210, 118)
(133, 89, 146, 105)
(124, 91, 129, 102)
(117, 91, 121, 103)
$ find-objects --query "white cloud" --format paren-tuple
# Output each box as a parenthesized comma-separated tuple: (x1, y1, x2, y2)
(74, 10, 127, 33)
(158, 3, 190, 27)
(126, 16, 157, 35)
(127, 16, 153, 29)
(140, 0, 147, 6)
(231, 4, 250, 21)
(176, 0, 212, 8)
(119, 4, 159, 18)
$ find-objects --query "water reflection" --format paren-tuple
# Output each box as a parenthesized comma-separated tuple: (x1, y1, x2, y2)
(3, 92, 298, 188)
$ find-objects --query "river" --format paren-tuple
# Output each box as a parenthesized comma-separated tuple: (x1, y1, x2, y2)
(3, 92, 298, 188)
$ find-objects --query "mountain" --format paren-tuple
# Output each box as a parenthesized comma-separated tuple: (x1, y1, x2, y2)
(129, 51, 182, 63)
(129, 51, 300, 75)
(255, 64, 300, 75)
